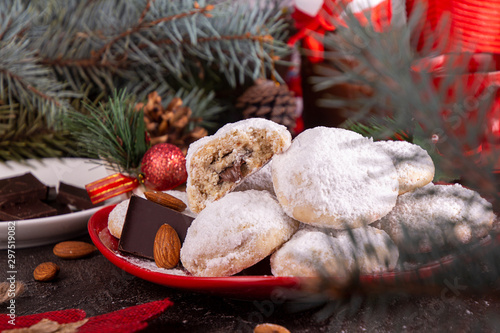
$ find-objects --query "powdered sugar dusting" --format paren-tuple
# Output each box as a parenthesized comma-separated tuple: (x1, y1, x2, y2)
(374, 140, 435, 193)
(375, 183, 495, 250)
(114, 251, 189, 276)
(107, 199, 130, 238)
(185, 118, 292, 213)
(270, 226, 398, 278)
(180, 190, 299, 277)
(272, 127, 399, 228)
(186, 118, 291, 171)
(234, 161, 275, 195)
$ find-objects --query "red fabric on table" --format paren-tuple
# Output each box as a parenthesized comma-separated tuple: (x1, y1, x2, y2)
(0, 309, 86, 330)
(0, 298, 173, 333)
(79, 298, 173, 333)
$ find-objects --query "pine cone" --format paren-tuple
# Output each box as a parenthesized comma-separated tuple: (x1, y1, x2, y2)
(235, 79, 297, 133)
(136, 92, 207, 154)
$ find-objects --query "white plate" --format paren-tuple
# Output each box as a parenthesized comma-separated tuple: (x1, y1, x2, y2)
(0, 158, 118, 249)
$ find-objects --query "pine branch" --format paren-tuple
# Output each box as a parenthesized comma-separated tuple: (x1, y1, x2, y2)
(0, 103, 78, 162)
(0, 1, 76, 127)
(298, 6, 500, 318)
(313, 4, 500, 201)
(64, 89, 150, 174)
(163, 87, 226, 131)
(27, 0, 289, 93)
(39, 2, 215, 69)
(345, 116, 411, 141)
(0, 0, 291, 160)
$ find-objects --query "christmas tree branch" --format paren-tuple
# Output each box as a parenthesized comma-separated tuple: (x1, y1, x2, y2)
(64, 90, 149, 173)
(41, 1, 219, 68)
(0, 38, 74, 126)
(152, 32, 274, 48)
(314, 4, 500, 201)
(0, 103, 78, 162)
(1, 67, 61, 107)
(30, 0, 288, 87)
(0, 0, 291, 160)
(90, 1, 215, 66)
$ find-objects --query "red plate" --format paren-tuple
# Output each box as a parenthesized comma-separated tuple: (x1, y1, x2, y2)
(88, 205, 471, 299)
(88, 204, 302, 299)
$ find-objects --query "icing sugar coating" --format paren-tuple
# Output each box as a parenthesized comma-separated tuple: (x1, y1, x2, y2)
(272, 127, 399, 229)
(107, 199, 130, 239)
(270, 226, 399, 279)
(186, 118, 292, 213)
(374, 140, 435, 194)
(180, 190, 299, 277)
(233, 161, 275, 195)
(186, 118, 291, 172)
(374, 183, 495, 252)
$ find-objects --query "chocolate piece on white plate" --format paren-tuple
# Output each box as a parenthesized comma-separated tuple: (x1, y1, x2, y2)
(0, 172, 47, 205)
(0, 200, 57, 221)
(56, 182, 97, 210)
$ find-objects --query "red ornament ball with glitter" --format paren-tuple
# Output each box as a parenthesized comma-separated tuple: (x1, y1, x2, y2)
(140, 143, 187, 191)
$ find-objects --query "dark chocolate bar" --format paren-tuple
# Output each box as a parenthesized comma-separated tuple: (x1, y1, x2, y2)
(56, 182, 96, 210)
(0, 200, 57, 221)
(44, 200, 72, 215)
(0, 172, 47, 205)
(118, 195, 194, 260)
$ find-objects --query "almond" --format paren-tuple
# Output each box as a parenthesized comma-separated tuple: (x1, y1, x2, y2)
(53, 241, 97, 259)
(33, 262, 60, 282)
(254, 324, 290, 333)
(144, 191, 187, 212)
(153, 224, 181, 269)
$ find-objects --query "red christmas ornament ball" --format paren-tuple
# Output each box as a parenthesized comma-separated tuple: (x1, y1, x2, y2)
(140, 143, 188, 191)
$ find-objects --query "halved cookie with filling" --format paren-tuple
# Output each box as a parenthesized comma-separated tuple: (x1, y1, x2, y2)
(186, 118, 291, 213)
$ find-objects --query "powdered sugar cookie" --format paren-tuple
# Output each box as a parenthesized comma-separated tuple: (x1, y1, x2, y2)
(107, 199, 130, 239)
(272, 127, 399, 229)
(186, 118, 291, 213)
(374, 140, 434, 194)
(233, 161, 275, 195)
(270, 226, 398, 278)
(180, 190, 299, 277)
(373, 183, 495, 252)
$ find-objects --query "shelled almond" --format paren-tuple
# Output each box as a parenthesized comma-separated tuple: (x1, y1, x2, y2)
(153, 224, 181, 269)
(33, 262, 60, 282)
(144, 191, 187, 212)
(53, 241, 97, 259)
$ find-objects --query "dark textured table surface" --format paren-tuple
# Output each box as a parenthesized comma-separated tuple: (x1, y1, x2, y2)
(3, 232, 500, 333)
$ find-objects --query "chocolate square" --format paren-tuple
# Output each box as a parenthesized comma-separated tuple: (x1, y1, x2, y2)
(56, 182, 95, 210)
(0, 200, 57, 221)
(118, 195, 194, 260)
(44, 200, 72, 215)
(0, 172, 47, 205)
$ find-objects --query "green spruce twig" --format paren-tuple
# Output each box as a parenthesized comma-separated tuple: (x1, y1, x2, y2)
(0, 0, 292, 160)
(65, 90, 150, 175)
(312, 3, 500, 196)
(0, 103, 78, 162)
(292, 3, 500, 325)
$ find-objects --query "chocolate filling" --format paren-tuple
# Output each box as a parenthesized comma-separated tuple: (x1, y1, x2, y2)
(218, 159, 246, 183)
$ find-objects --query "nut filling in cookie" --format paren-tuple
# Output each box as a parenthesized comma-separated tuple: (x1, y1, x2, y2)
(186, 119, 292, 213)
(191, 130, 274, 201)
